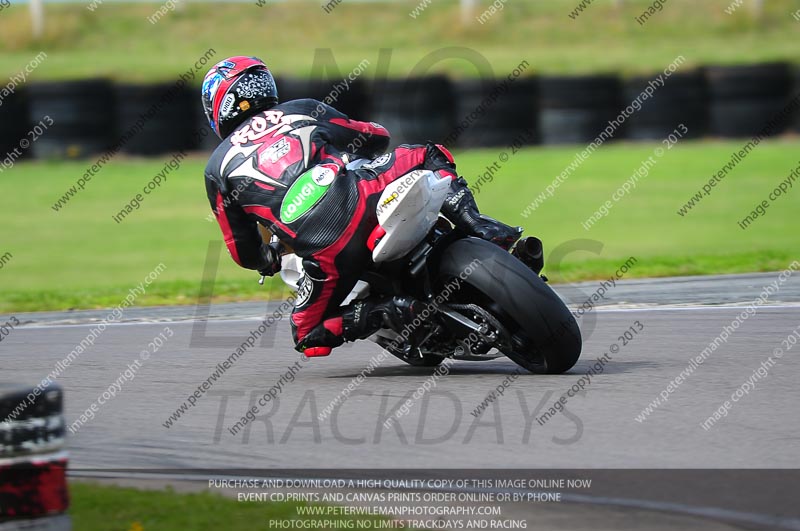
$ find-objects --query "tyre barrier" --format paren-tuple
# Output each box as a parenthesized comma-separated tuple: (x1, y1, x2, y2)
(0, 89, 30, 163)
(793, 67, 800, 133)
(0, 385, 62, 425)
(450, 77, 538, 148)
(369, 76, 455, 147)
(706, 63, 794, 138)
(277, 77, 370, 121)
(7, 62, 800, 159)
(538, 75, 623, 145)
(0, 414, 64, 459)
(26, 80, 115, 159)
(115, 83, 196, 156)
(0, 384, 70, 530)
(623, 71, 708, 140)
(192, 97, 223, 153)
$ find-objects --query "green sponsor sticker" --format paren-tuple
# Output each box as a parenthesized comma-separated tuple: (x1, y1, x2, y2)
(280, 166, 334, 223)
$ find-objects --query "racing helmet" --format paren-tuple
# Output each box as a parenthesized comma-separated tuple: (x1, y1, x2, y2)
(201, 56, 279, 139)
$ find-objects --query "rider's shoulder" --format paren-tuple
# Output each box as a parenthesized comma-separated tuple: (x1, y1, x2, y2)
(204, 142, 228, 177)
(276, 98, 344, 119)
(275, 98, 322, 111)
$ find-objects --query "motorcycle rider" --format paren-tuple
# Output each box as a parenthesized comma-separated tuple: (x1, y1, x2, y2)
(202, 56, 522, 357)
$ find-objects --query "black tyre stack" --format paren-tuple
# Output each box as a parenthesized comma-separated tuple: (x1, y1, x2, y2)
(623, 71, 708, 140)
(277, 77, 371, 121)
(192, 96, 222, 153)
(538, 75, 622, 145)
(793, 67, 800, 133)
(26, 80, 115, 159)
(705, 63, 794, 138)
(450, 77, 538, 148)
(0, 383, 70, 530)
(115, 83, 196, 156)
(369, 76, 455, 147)
(11, 63, 800, 160)
(0, 89, 30, 163)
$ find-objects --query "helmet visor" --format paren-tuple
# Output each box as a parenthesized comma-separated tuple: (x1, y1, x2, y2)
(201, 72, 223, 133)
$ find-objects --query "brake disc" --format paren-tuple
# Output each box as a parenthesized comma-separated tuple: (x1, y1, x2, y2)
(446, 303, 512, 354)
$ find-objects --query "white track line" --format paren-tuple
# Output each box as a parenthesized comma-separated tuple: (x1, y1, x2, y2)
(14, 317, 270, 330)
(593, 304, 800, 312)
(11, 304, 800, 330)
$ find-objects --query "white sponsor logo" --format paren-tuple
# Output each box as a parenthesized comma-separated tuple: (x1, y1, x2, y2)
(362, 153, 391, 169)
(295, 275, 314, 308)
(260, 137, 291, 165)
(311, 165, 336, 186)
(220, 94, 236, 116)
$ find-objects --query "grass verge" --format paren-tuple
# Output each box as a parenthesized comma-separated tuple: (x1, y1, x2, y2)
(1, 0, 799, 81)
(69, 482, 389, 531)
(1, 139, 797, 313)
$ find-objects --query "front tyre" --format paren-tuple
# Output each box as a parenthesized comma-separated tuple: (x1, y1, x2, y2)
(436, 237, 582, 374)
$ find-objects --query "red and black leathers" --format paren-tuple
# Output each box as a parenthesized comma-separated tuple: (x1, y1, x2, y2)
(205, 98, 461, 356)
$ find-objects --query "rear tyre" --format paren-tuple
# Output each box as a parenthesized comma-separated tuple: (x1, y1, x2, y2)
(436, 238, 581, 374)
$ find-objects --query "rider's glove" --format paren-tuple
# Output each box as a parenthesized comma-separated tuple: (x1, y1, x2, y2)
(258, 241, 283, 277)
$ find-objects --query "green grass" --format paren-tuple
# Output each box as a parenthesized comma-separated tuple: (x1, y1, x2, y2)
(458, 139, 799, 280)
(69, 482, 388, 531)
(0, 0, 799, 81)
(1, 139, 798, 313)
(1, 155, 290, 313)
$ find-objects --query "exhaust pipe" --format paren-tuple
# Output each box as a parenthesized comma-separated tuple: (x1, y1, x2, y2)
(511, 236, 544, 275)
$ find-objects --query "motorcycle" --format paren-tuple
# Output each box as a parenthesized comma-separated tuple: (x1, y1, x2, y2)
(273, 160, 582, 374)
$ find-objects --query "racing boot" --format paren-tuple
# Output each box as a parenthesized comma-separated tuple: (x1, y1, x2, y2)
(341, 296, 422, 342)
(299, 297, 422, 357)
(441, 177, 523, 250)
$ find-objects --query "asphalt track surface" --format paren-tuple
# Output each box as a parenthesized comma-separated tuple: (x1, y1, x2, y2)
(3, 272, 800, 530)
